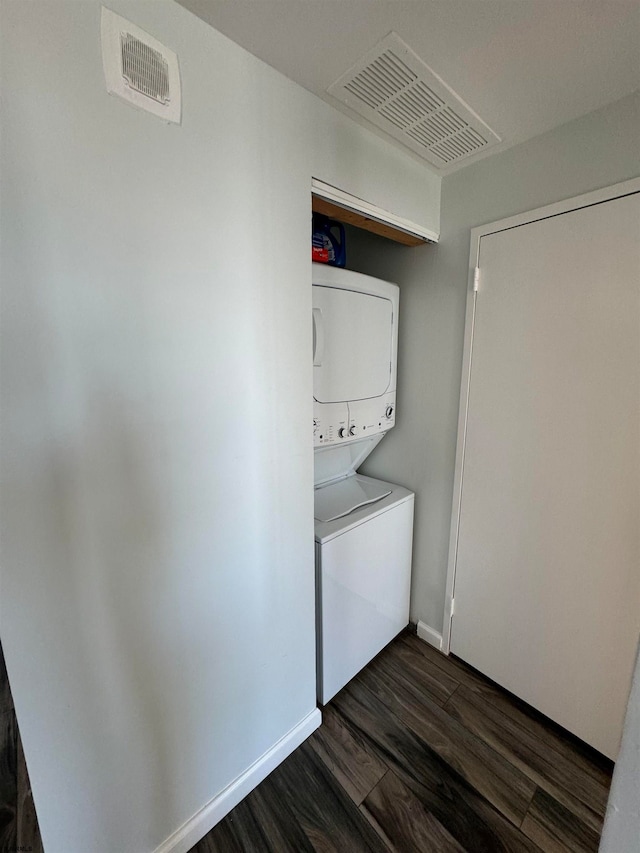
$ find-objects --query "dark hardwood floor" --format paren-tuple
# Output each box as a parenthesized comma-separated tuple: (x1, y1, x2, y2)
(194, 631, 613, 853)
(0, 640, 43, 853)
(0, 631, 614, 852)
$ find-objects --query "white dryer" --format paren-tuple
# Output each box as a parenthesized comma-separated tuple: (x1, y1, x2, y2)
(313, 264, 397, 467)
(312, 264, 414, 705)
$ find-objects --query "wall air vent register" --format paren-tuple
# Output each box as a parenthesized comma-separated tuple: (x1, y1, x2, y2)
(101, 7, 181, 124)
(328, 33, 500, 169)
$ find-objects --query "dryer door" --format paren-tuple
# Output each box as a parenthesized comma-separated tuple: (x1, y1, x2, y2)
(313, 285, 393, 403)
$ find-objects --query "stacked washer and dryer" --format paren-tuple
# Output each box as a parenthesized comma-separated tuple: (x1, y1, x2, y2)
(312, 263, 414, 705)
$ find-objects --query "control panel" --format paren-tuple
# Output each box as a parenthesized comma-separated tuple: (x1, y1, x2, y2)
(314, 401, 349, 448)
(314, 392, 395, 448)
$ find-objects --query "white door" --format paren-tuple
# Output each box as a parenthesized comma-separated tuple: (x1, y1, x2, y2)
(450, 189, 640, 760)
(313, 286, 393, 403)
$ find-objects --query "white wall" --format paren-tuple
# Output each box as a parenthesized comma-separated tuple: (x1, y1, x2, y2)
(0, 2, 439, 852)
(354, 90, 640, 633)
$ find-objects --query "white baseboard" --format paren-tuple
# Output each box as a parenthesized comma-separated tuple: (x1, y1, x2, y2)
(154, 707, 322, 853)
(416, 620, 443, 651)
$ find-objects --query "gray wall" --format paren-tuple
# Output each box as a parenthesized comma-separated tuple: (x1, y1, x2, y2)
(600, 641, 640, 850)
(357, 90, 640, 633)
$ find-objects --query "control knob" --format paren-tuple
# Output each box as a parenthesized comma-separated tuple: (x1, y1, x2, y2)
(349, 425, 357, 436)
(338, 427, 346, 438)
(385, 405, 394, 419)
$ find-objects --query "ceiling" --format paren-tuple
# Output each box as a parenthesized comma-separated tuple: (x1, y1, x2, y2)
(177, 0, 640, 174)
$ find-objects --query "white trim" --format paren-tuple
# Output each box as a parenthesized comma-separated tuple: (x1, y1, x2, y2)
(153, 708, 322, 853)
(416, 621, 443, 651)
(312, 178, 439, 243)
(471, 177, 640, 240)
(442, 252, 479, 656)
(442, 177, 640, 656)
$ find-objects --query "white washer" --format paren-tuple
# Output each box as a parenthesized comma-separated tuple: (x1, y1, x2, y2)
(315, 474, 414, 704)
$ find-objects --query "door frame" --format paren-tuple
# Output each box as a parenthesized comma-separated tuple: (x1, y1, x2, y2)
(441, 176, 640, 655)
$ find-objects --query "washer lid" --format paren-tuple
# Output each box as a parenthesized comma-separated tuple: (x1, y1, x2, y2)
(314, 433, 385, 486)
(314, 475, 392, 523)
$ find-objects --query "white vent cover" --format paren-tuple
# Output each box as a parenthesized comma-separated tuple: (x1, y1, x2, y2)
(101, 8, 181, 124)
(328, 33, 500, 169)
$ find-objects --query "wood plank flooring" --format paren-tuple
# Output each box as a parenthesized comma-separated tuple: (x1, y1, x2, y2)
(194, 631, 613, 853)
(0, 640, 44, 853)
(0, 631, 614, 852)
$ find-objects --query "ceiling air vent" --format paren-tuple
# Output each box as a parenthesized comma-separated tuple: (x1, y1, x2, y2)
(328, 33, 499, 169)
(101, 8, 181, 124)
